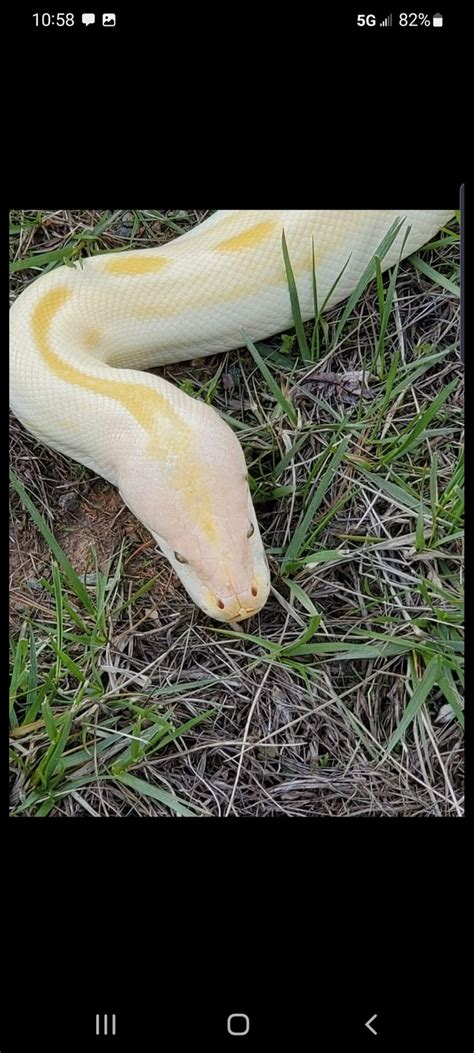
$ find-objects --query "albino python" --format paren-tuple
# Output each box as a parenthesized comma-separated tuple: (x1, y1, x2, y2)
(10, 209, 454, 621)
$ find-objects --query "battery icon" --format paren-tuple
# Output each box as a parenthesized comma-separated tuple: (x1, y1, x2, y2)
(433, 12, 443, 26)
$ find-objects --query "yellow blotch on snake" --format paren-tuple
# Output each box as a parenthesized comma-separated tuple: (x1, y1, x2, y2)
(104, 255, 170, 275)
(83, 327, 101, 348)
(31, 287, 218, 541)
(31, 287, 189, 444)
(167, 459, 218, 543)
(216, 220, 276, 253)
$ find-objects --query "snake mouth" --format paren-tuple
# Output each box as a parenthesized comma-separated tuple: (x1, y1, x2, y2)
(212, 605, 263, 623)
(231, 607, 263, 622)
(209, 580, 270, 622)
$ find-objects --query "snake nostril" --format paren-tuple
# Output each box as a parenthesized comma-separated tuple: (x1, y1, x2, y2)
(251, 586, 258, 598)
(217, 599, 225, 610)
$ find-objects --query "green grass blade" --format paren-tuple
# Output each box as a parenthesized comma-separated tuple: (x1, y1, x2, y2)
(41, 710, 76, 785)
(281, 229, 310, 362)
(26, 627, 39, 718)
(242, 332, 297, 425)
(9, 245, 80, 273)
(374, 226, 411, 376)
(282, 435, 350, 571)
(9, 629, 28, 722)
(383, 657, 440, 756)
(23, 668, 56, 726)
(41, 699, 58, 743)
(333, 218, 406, 345)
(52, 562, 63, 680)
(286, 580, 320, 617)
(310, 238, 320, 360)
(408, 254, 460, 296)
(437, 667, 464, 729)
(114, 772, 202, 816)
(10, 470, 96, 616)
(380, 380, 458, 465)
(356, 468, 426, 514)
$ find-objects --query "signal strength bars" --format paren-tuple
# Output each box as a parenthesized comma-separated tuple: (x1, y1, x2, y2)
(380, 13, 392, 25)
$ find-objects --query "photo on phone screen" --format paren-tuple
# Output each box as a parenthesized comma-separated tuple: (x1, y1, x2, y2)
(9, 209, 462, 821)
(6, 7, 467, 1051)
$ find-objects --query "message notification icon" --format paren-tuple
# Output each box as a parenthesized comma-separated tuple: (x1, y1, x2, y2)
(81, 12, 95, 24)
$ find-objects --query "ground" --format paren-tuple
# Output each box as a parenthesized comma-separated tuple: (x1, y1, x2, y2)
(9, 209, 463, 816)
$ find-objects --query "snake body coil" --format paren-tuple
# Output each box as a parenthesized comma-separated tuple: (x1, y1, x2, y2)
(10, 210, 454, 621)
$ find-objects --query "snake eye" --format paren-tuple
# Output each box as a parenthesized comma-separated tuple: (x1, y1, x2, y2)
(174, 551, 188, 564)
(247, 523, 255, 539)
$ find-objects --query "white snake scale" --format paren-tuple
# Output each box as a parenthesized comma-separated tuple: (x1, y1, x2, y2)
(10, 209, 454, 621)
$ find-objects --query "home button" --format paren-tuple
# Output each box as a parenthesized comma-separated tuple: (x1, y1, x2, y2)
(227, 1013, 250, 1036)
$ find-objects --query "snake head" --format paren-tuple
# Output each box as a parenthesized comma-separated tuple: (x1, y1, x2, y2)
(154, 490, 271, 623)
(118, 396, 270, 622)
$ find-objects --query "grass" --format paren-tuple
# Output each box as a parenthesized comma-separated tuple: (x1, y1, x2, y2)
(9, 208, 463, 816)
